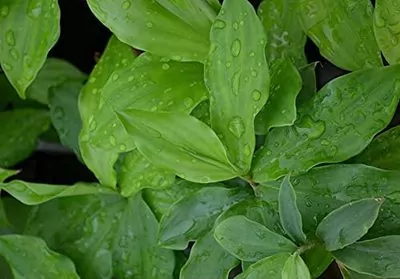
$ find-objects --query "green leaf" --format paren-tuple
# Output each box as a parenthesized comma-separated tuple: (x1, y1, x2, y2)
(214, 215, 297, 262)
(279, 176, 306, 244)
(1, 197, 33, 234)
(205, 0, 270, 173)
(87, 0, 216, 62)
(49, 81, 83, 159)
(118, 149, 175, 197)
(316, 198, 384, 251)
(236, 253, 291, 279)
(302, 244, 333, 278)
(339, 266, 394, 279)
(352, 126, 400, 171)
(0, 0, 60, 98)
(159, 186, 250, 250)
(258, 0, 307, 67)
(333, 236, 400, 278)
(180, 232, 238, 279)
(25, 193, 174, 279)
(297, 62, 317, 106)
(27, 58, 87, 104)
(374, 0, 400, 65)
(0, 109, 50, 168)
(117, 110, 238, 183)
(298, 0, 382, 71)
(191, 100, 211, 126)
(206, 0, 221, 12)
(252, 66, 400, 182)
(0, 235, 79, 279)
(0, 180, 115, 205)
(281, 254, 311, 279)
(0, 168, 17, 183)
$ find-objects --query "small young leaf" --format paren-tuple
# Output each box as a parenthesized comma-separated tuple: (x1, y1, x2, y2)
(255, 59, 302, 134)
(117, 110, 238, 183)
(180, 233, 238, 279)
(298, 0, 382, 71)
(279, 176, 307, 244)
(281, 254, 311, 279)
(316, 198, 384, 251)
(0, 168, 17, 183)
(258, 0, 307, 67)
(0, 235, 79, 279)
(0, 0, 60, 98)
(297, 62, 318, 106)
(333, 236, 400, 278)
(253, 65, 400, 183)
(237, 253, 291, 279)
(352, 126, 400, 171)
(302, 244, 333, 278)
(214, 215, 297, 262)
(159, 186, 250, 250)
(374, 0, 400, 65)
(205, 0, 270, 173)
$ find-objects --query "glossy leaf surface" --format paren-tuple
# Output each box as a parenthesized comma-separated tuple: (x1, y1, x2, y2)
(316, 198, 383, 251)
(281, 254, 311, 279)
(159, 186, 250, 250)
(0, 0, 60, 97)
(214, 215, 297, 261)
(237, 253, 290, 279)
(87, 0, 216, 62)
(253, 66, 400, 182)
(205, 0, 270, 173)
(298, 0, 382, 71)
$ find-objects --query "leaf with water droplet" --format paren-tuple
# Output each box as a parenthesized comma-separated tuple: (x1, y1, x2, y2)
(87, 0, 218, 62)
(159, 186, 250, 249)
(374, 0, 400, 65)
(253, 65, 400, 182)
(0, 0, 60, 98)
(333, 236, 400, 278)
(205, 0, 270, 173)
(281, 253, 311, 279)
(258, 0, 307, 67)
(316, 198, 383, 251)
(236, 252, 290, 279)
(298, 0, 382, 71)
(214, 215, 297, 262)
(0, 235, 80, 279)
(255, 59, 302, 134)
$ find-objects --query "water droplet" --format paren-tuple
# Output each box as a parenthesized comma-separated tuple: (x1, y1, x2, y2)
(183, 97, 194, 108)
(249, 51, 255, 57)
(109, 136, 116, 146)
(214, 19, 226, 29)
(27, 2, 42, 19)
(89, 120, 97, 131)
(0, 6, 9, 17)
(233, 22, 238, 30)
(89, 76, 97, 83)
(112, 74, 119, 81)
(122, 1, 131, 10)
(2, 63, 12, 71)
(128, 76, 134, 82)
(10, 48, 18, 60)
(6, 30, 15, 46)
(251, 69, 258, 77)
(119, 144, 127, 151)
(232, 72, 240, 96)
(243, 144, 252, 156)
(162, 63, 170, 70)
(146, 22, 153, 28)
(252, 90, 261, 101)
(231, 39, 241, 57)
(228, 116, 245, 138)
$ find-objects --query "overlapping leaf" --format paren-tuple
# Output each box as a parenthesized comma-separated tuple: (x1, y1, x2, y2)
(237, 253, 290, 279)
(281, 254, 311, 279)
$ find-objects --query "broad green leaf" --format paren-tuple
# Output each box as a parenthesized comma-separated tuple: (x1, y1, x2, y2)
(159, 186, 250, 250)
(237, 253, 291, 279)
(25, 193, 174, 279)
(279, 176, 306, 244)
(0, 180, 115, 205)
(180, 233, 238, 279)
(49, 81, 83, 159)
(316, 198, 384, 251)
(118, 110, 238, 183)
(1, 197, 33, 234)
(205, 0, 270, 173)
(281, 254, 311, 279)
(0, 0, 60, 98)
(118, 149, 175, 197)
(302, 244, 333, 278)
(298, 0, 382, 71)
(27, 58, 87, 104)
(255, 59, 302, 134)
(333, 236, 400, 278)
(0, 235, 79, 279)
(297, 62, 317, 106)
(0, 168, 17, 183)
(0, 109, 50, 168)
(374, 0, 400, 65)
(214, 216, 297, 261)
(339, 266, 395, 279)
(258, 0, 307, 67)
(352, 126, 400, 171)
(252, 66, 400, 182)
(87, 0, 216, 62)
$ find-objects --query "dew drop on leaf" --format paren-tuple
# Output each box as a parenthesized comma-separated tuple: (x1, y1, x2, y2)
(162, 63, 170, 70)
(214, 19, 226, 29)
(6, 29, 16, 46)
(0, 5, 9, 17)
(122, 1, 131, 10)
(231, 39, 242, 57)
(252, 90, 261, 101)
(228, 116, 245, 138)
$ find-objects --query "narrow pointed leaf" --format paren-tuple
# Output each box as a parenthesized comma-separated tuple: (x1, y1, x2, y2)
(253, 66, 400, 182)
(298, 0, 382, 71)
(333, 236, 400, 278)
(316, 198, 384, 251)
(258, 0, 307, 67)
(255, 59, 302, 134)
(237, 253, 291, 279)
(279, 176, 306, 243)
(281, 254, 311, 279)
(87, 0, 216, 62)
(118, 110, 238, 183)
(0, 0, 60, 98)
(297, 62, 317, 106)
(205, 0, 270, 173)
(214, 215, 297, 262)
